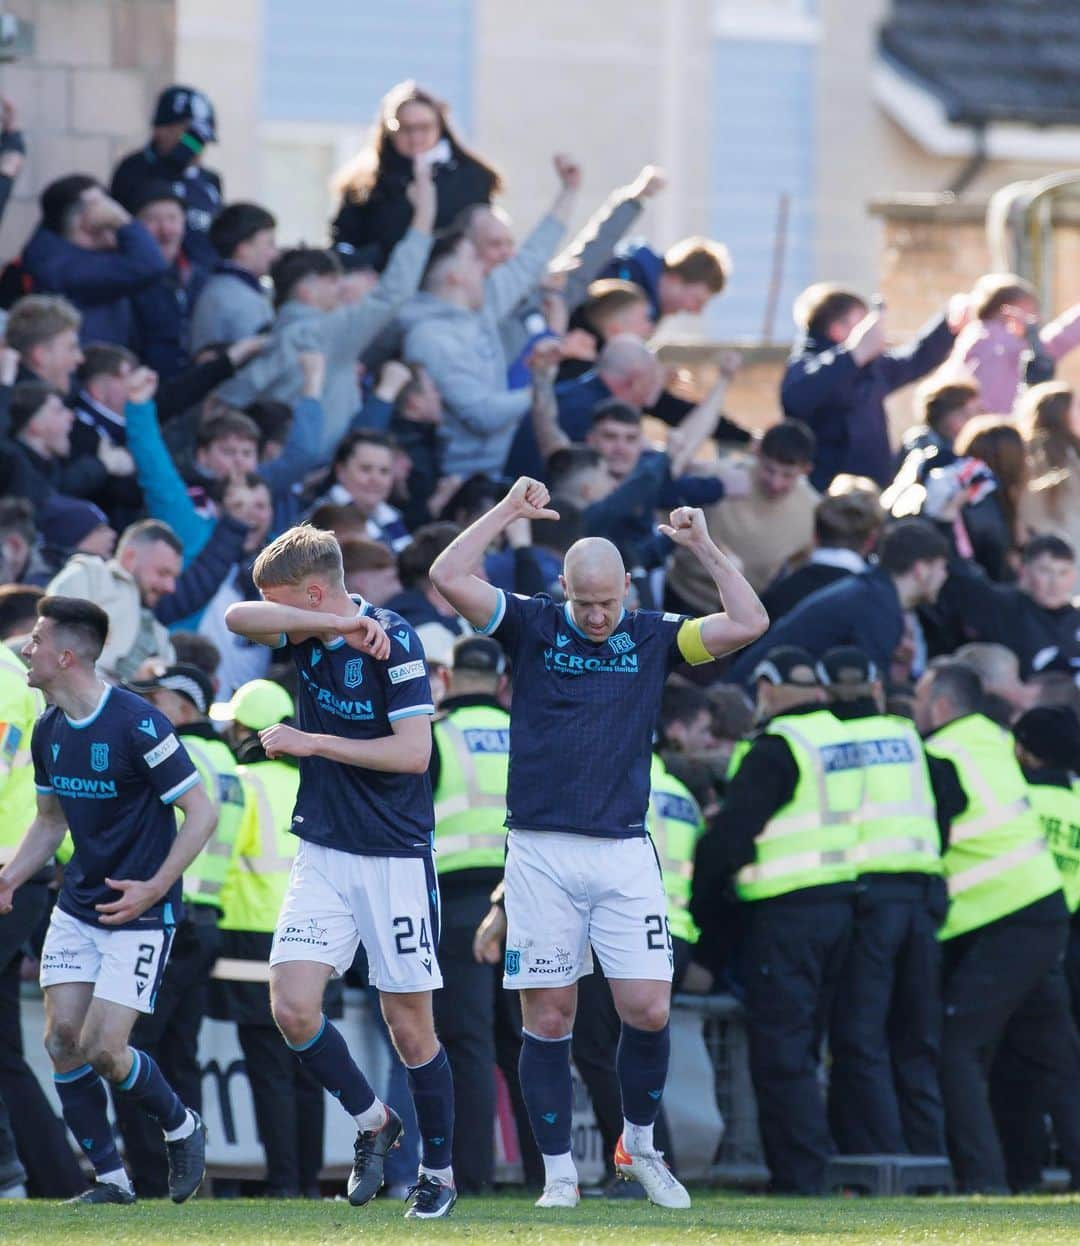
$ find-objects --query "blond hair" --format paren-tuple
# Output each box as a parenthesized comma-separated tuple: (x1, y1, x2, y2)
(252, 524, 344, 589)
(5, 294, 80, 355)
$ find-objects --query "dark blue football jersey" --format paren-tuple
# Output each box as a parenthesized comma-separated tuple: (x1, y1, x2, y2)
(276, 599, 436, 856)
(31, 686, 200, 929)
(481, 591, 703, 837)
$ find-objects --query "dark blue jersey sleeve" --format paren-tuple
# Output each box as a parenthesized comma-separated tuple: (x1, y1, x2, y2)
(380, 619, 436, 723)
(480, 589, 550, 657)
(30, 716, 52, 795)
(128, 707, 200, 805)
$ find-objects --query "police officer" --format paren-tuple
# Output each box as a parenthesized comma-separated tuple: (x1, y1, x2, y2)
(0, 616, 85, 1197)
(110, 85, 223, 267)
(209, 679, 326, 1198)
(114, 663, 242, 1195)
(706, 646, 860, 1194)
(915, 661, 1080, 1193)
(987, 706, 1080, 1191)
(429, 636, 540, 1192)
(821, 646, 949, 1158)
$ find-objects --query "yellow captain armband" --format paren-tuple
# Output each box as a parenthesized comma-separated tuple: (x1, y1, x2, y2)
(676, 618, 714, 666)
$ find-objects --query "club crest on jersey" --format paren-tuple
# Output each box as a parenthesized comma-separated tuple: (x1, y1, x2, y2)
(607, 631, 634, 655)
(90, 742, 109, 772)
(344, 657, 364, 688)
(504, 949, 521, 976)
(137, 717, 158, 740)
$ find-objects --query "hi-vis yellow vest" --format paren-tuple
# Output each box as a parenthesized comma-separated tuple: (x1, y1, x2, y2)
(843, 714, 941, 876)
(648, 754, 703, 944)
(0, 644, 43, 860)
(1030, 780, 1080, 914)
(735, 710, 863, 901)
(181, 733, 245, 908)
(218, 760, 299, 935)
(432, 705, 509, 875)
(927, 714, 1063, 940)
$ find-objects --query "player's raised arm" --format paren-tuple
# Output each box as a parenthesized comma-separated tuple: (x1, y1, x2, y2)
(0, 791, 68, 913)
(224, 600, 390, 659)
(430, 477, 560, 629)
(658, 506, 770, 659)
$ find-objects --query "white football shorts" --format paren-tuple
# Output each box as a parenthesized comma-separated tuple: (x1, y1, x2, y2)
(39, 904, 174, 1015)
(502, 829, 674, 988)
(269, 839, 444, 993)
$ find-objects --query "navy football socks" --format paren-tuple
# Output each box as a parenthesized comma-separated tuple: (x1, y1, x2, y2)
(287, 1014, 378, 1117)
(406, 1045, 455, 1172)
(520, 1030, 574, 1157)
(54, 1064, 125, 1176)
(115, 1048, 187, 1133)
(617, 1021, 671, 1126)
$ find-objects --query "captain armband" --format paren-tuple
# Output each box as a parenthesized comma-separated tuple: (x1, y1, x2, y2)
(676, 619, 714, 667)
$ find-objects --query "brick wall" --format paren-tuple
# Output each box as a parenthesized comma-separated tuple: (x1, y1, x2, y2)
(0, 0, 176, 260)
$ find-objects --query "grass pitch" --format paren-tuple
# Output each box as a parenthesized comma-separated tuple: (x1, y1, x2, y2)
(1, 1192, 1079, 1245)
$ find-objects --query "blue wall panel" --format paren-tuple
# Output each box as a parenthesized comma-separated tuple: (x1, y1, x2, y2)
(707, 38, 816, 342)
(263, 0, 475, 130)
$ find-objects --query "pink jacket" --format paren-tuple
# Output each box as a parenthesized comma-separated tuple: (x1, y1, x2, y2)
(952, 302, 1080, 414)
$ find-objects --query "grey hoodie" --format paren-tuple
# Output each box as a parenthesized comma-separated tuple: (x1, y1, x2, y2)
(217, 227, 432, 457)
(399, 214, 565, 477)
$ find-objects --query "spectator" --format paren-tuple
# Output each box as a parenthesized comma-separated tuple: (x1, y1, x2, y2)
(45, 517, 181, 682)
(189, 202, 277, 352)
(340, 536, 402, 606)
(466, 164, 665, 382)
(598, 233, 730, 322)
(69, 344, 142, 527)
(310, 429, 407, 553)
(951, 417, 1028, 581)
(21, 174, 168, 347)
(111, 85, 223, 268)
(218, 165, 436, 456)
(657, 680, 716, 757)
(953, 642, 1034, 720)
(385, 521, 471, 651)
(934, 533, 1080, 679)
(728, 518, 950, 684)
(0, 497, 49, 585)
(1018, 381, 1080, 551)
(577, 278, 655, 349)
(0, 381, 75, 509)
(4, 294, 83, 390)
(894, 373, 981, 475)
(400, 155, 580, 477)
(170, 631, 221, 684)
(667, 420, 819, 610)
(951, 273, 1080, 416)
(130, 181, 209, 379)
(762, 486, 885, 623)
(35, 495, 116, 583)
(331, 80, 500, 272)
(0, 94, 25, 229)
(781, 282, 962, 490)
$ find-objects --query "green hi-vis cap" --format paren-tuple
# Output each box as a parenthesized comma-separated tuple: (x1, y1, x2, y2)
(210, 679, 294, 730)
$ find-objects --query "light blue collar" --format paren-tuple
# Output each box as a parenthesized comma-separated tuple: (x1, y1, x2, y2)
(65, 683, 112, 729)
(561, 602, 626, 644)
(325, 595, 370, 650)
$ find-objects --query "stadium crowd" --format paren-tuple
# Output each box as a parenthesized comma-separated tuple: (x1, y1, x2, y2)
(0, 76, 1079, 1202)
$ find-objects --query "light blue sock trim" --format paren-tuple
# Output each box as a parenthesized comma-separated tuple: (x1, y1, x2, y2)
(405, 1044, 448, 1072)
(522, 1029, 572, 1044)
(53, 1063, 94, 1084)
(117, 1049, 142, 1092)
(286, 1014, 327, 1053)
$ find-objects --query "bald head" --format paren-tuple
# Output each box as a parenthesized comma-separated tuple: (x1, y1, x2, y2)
(561, 538, 629, 642)
(596, 335, 663, 410)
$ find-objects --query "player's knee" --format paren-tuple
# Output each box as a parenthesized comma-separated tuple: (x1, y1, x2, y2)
(525, 998, 575, 1040)
(626, 1000, 670, 1032)
(271, 993, 321, 1046)
(44, 1022, 83, 1068)
(83, 1036, 127, 1082)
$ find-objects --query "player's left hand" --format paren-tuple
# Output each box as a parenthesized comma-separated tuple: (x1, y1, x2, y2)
(337, 614, 391, 660)
(259, 724, 317, 760)
(97, 878, 161, 926)
(658, 506, 710, 549)
(473, 904, 507, 964)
